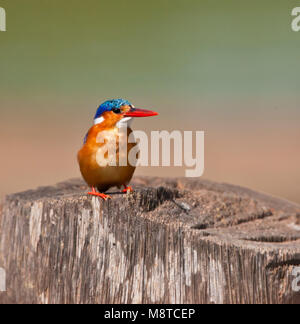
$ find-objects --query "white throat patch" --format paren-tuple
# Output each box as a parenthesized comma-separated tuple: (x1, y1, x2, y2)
(116, 117, 133, 128)
(94, 116, 133, 128)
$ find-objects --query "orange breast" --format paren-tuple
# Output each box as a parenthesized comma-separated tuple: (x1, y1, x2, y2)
(77, 122, 137, 192)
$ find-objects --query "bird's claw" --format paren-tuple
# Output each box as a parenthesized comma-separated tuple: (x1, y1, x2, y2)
(88, 192, 111, 200)
(122, 186, 133, 193)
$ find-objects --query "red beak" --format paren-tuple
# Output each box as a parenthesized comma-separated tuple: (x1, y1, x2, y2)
(124, 108, 158, 117)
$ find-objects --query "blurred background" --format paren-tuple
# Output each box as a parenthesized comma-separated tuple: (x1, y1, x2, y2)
(0, 0, 299, 203)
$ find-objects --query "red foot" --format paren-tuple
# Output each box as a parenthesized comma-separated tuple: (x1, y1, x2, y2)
(88, 187, 111, 200)
(122, 185, 133, 193)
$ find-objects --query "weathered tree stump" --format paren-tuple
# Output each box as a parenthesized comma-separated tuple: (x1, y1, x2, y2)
(0, 176, 300, 304)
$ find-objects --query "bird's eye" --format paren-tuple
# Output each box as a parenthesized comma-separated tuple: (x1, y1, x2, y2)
(112, 108, 121, 114)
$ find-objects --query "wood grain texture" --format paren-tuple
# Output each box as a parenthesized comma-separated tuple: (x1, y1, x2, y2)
(0, 177, 300, 304)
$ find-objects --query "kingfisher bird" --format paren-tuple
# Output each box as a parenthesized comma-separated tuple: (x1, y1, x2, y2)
(77, 99, 158, 200)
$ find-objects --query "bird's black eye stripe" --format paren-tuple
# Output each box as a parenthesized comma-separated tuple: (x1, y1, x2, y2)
(112, 108, 121, 114)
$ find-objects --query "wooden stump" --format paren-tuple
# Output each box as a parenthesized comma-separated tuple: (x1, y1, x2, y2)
(0, 177, 300, 304)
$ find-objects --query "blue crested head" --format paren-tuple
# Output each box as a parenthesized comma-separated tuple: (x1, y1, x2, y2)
(83, 98, 158, 143)
(94, 99, 132, 119)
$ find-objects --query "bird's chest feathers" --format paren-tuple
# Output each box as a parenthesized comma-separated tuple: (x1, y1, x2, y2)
(92, 127, 135, 166)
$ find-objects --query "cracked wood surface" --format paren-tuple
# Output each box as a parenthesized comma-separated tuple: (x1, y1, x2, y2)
(0, 176, 300, 304)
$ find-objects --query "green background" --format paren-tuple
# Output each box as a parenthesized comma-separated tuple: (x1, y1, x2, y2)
(0, 0, 299, 203)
